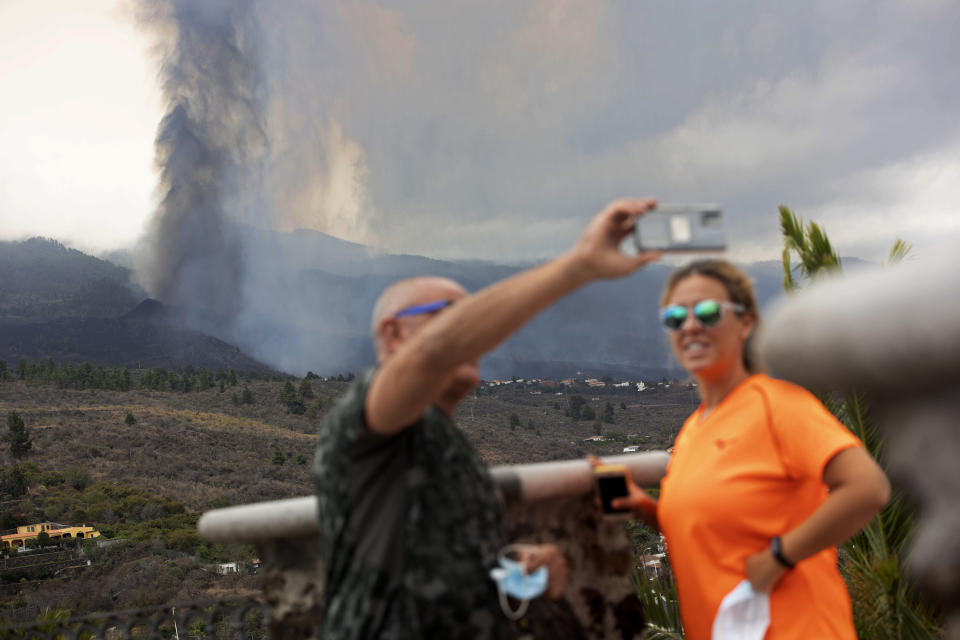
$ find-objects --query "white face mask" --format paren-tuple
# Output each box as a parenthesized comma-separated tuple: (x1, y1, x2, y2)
(489, 544, 549, 620)
(712, 580, 771, 640)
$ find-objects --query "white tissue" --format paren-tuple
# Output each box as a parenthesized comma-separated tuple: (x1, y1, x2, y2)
(712, 579, 770, 640)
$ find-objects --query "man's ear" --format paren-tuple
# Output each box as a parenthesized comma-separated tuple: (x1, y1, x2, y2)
(378, 317, 403, 359)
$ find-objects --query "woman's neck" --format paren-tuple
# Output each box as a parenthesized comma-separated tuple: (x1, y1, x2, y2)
(697, 365, 752, 413)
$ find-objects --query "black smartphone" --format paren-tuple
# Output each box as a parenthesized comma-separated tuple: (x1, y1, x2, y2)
(594, 464, 630, 514)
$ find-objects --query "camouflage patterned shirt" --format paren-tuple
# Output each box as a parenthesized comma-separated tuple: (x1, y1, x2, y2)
(315, 369, 513, 639)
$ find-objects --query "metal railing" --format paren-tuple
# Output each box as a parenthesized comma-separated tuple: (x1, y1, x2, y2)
(197, 452, 669, 639)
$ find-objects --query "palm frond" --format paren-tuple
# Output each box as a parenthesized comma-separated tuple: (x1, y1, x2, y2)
(781, 247, 797, 293)
(888, 239, 912, 264)
(778, 206, 806, 253)
(633, 544, 684, 638)
(803, 222, 841, 275)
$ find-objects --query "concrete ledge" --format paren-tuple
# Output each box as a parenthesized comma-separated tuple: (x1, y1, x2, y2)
(198, 496, 318, 544)
(758, 253, 959, 393)
(491, 450, 669, 503)
(198, 451, 669, 544)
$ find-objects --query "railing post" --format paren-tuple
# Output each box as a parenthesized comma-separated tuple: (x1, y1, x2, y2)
(758, 254, 960, 639)
(197, 496, 324, 638)
(259, 533, 324, 638)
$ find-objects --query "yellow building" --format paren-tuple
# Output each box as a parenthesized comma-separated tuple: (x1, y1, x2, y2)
(1, 522, 101, 550)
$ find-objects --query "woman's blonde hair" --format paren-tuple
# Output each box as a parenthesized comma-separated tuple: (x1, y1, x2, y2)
(660, 259, 763, 373)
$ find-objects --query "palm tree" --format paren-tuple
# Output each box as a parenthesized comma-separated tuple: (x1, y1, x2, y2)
(780, 206, 941, 638)
(633, 538, 684, 639)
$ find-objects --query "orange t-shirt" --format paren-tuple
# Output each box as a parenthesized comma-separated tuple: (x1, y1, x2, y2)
(657, 374, 861, 640)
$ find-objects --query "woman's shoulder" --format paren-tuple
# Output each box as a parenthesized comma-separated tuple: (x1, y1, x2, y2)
(743, 373, 822, 407)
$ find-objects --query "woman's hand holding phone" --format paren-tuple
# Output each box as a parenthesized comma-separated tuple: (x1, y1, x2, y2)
(587, 455, 660, 530)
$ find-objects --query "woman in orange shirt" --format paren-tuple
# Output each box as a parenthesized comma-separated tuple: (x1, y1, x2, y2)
(612, 259, 890, 640)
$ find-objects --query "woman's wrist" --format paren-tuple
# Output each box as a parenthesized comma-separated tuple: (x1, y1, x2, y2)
(770, 535, 795, 569)
(746, 548, 788, 592)
(632, 499, 659, 528)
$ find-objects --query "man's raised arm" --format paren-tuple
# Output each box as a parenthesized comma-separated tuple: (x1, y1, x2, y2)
(365, 198, 660, 435)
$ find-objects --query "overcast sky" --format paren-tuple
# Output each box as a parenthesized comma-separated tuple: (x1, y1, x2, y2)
(1, 0, 958, 264)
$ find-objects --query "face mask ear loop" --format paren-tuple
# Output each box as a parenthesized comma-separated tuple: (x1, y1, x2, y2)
(498, 588, 530, 621)
(493, 543, 537, 621)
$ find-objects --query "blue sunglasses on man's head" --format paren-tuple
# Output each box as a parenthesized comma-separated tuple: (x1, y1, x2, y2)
(394, 299, 455, 318)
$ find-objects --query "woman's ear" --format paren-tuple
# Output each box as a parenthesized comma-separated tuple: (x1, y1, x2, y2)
(739, 312, 756, 341)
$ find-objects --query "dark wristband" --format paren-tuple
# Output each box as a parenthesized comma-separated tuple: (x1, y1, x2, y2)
(771, 536, 795, 569)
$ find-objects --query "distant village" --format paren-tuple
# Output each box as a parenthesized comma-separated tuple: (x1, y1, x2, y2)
(477, 375, 695, 452)
(482, 376, 695, 394)
(309, 372, 693, 394)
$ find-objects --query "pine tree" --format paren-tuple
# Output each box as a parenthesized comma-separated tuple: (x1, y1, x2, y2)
(569, 395, 587, 421)
(299, 379, 315, 400)
(603, 402, 615, 424)
(5, 411, 32, 459)
(4, 466, 28, 498)
(280, 381, 297, 405)
(280, 380, 305, 414)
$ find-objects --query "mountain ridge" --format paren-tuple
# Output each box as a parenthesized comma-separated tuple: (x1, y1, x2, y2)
(2, 232, 873, 378)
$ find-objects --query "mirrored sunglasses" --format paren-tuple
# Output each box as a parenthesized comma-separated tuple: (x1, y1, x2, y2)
(660, 299, 745, 331)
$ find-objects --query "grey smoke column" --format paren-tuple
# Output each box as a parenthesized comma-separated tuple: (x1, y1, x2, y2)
(131, 0, 379, 375)
(135, 0, 264, 325)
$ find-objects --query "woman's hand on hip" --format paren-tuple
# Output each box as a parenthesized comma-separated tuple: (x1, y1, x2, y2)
(745, 548, 788, 593)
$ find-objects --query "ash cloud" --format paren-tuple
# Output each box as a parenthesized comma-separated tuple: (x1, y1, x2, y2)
(134, 0, 264, 325)
(132, 0, 374, 374)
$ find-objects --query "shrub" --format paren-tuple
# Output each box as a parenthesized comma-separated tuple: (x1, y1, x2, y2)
(64, 466, 92, 491)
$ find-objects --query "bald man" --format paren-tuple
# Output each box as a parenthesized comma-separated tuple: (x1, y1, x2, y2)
(314, 199, 660, 639)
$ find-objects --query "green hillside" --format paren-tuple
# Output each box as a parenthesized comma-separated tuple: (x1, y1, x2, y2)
(0, 365, 692, 624)
(0, 238, 142, 322)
